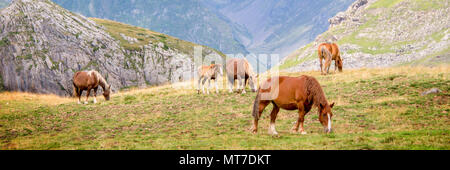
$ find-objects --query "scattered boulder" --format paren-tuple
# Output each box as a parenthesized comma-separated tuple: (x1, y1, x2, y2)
(421, 88, 442, 96)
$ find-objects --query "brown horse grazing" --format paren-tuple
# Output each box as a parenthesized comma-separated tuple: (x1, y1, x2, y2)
(197, 64, 223, 94)
(73, 70, 111, 104)
(318, 43, 343, 75)
(226, 58, 257, 94)
(251, 75, 335, 135)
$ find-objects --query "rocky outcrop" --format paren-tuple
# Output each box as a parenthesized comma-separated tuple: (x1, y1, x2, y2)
(0, 0, 224, 96)
(280, 0, 450, 72)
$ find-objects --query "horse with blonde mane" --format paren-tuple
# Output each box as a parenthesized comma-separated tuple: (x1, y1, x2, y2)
(73, 70, 111, 104)
(226, 58, 257, 94)
(197, 64, 223, 94)
(318, 43, 343, 75)
(252, 75, 335, 135)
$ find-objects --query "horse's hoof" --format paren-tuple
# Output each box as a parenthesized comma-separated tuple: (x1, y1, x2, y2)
(268, 131, 278, 136)
(301, 131, 307, 135)
(84, 102, 88, 104)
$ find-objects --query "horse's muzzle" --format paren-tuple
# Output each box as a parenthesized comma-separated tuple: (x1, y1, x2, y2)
(324, 128, 333, 133)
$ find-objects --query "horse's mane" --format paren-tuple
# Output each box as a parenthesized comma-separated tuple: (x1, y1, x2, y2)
(305, 76, 328, 107)
(90, 70, 108, 88)
(243, 59, 256, 77)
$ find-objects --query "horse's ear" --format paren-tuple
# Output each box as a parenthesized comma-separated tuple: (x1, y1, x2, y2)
(330, 102, 335, 108)
(320, 103, 325, 110)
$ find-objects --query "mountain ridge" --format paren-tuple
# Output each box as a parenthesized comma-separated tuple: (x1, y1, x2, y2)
(51, 0, 250, 55)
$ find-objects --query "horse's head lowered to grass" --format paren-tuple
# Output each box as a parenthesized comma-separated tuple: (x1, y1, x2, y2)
(103, 84, 112, 101)
(319, 102, 335, 133)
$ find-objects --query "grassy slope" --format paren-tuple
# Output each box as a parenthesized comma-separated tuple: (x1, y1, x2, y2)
(0, 66, 448, 150)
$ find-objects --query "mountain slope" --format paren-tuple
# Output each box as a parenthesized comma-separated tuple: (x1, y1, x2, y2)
(52, 0, 355, 69)
(278, 0, 449, 72)
(202, 0, 355, 58)
(52, 0, 249, 55)
(0, 0, 225, 96)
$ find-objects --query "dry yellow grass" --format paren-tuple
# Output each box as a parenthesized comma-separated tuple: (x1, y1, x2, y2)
(0, 92, 72, 106)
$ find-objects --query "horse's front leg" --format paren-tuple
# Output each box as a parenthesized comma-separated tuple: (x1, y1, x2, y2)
(215, 79, 219, 94)
(292, 104, 307, 135)
(93, 87, 98, 104)
(201, 78, 207, 94)
(334, 60, 338, 73)
(206, 78, 211, 94)
(85, 88, 91, 104)
(239, 77, 246, 94)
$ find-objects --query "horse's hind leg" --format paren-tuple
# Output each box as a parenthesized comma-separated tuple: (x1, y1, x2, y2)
(319, 58, 324, 75)
(252, 100, 269, 134)
(197, 76, 202, 94)
(227, 76, 234, 93)
(268, 104, 280, 135)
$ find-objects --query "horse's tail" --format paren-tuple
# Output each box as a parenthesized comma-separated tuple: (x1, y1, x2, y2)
(321, 46, 332, 72)
(72, 83, 79, 97)
(320, 46, 332, 61)
(252, 90, 262, 120)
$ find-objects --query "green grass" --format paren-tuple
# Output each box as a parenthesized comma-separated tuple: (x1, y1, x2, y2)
(430, 28, 448, 42)
(368, 0, 406, 9)
(0, 66, 448, 150)
(412, 0, 445, 11)
(277, 43, 315, 70)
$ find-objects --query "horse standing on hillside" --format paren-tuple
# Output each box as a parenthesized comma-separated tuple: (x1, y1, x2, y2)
(318, 43, 343, 75)
(197, 64, 223, 94)
(226, 58, 257, 94)
(252, 75, 335, 135)
(73, 70, 111, 104)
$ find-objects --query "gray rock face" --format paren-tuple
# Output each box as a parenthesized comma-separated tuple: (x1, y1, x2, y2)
(0, 0, 223, 96)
